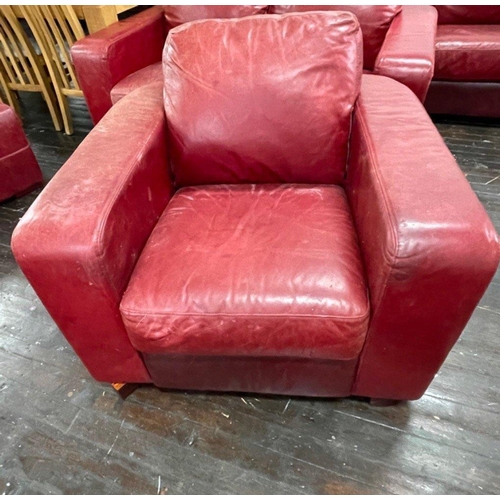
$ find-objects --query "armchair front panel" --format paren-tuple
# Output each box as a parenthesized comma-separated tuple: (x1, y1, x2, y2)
(346, 75, 500, 400)
(163, 12, 362, 187)
(12, 86, 172, 383)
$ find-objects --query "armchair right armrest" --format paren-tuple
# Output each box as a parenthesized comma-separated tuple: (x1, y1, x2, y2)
(347, 75, 499, 400)
(71, 6, 166, 123)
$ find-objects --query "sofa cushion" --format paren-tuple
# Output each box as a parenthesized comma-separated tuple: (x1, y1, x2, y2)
(435, 6, 500, 25)
(270, 5, 402, 69)
(110, 62, 163, 104)
(163, 5, 269, 28)
(163, 12, 362, 187)
(435, 25, 500, 81)
(120, 184, 370, 361)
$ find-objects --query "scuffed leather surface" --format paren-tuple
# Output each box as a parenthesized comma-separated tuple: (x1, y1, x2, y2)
(347, 75, 500, 400)
(425, 80, 500, 118)
(0, 103, 42, 202)
(163, 12, 362, 186)
(434, 25, 500, 82)
(145, 354, 358, 397)
(435, 6, 500, 25)
(270, 5, 402, 70)
(71, 6, 165, 123)
(121, 184, 369, 360)
(374, 6, 437, 102)
(163, 5, 269, 28)
(110, 61, 163, 104)
(11, 86, 173, 383)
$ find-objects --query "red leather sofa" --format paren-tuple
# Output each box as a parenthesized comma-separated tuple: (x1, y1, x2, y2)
(0, 103, 42, 203)
(425, 6, 500, 117)
(13, 12, 499, 402)
(71, 5, 437, 124)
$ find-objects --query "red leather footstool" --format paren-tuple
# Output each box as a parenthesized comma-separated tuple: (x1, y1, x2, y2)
(0, 103, 43, 202)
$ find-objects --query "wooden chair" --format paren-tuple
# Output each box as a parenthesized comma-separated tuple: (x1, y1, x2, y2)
(20, 6, 85, 135)
(0, 5, 62, 130)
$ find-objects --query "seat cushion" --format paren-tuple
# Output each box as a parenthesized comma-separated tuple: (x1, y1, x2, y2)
(110, 62, 163, 104)
(163, 12, 362, 187)
(120, 184, 369, 361)
(270, 5, 402, 70)
(435, 25, 500, 81)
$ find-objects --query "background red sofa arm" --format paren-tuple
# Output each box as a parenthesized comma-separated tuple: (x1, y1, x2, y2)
(347, 75, 500, 400)
(71, 6, 165, 124)
(11, 86, 172, 383)
(373, 5, 437, 102)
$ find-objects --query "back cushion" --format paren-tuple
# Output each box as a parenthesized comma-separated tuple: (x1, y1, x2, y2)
(270, 5, 402, 69)
(163, 5, 269, 29)
(435, 6, 500, 25)
(163, 12, 362, 187)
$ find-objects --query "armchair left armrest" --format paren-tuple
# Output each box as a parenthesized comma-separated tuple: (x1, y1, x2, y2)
(374, 5, 437, 102)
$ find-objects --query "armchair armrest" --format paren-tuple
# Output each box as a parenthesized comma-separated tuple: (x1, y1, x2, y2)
(374, 6, 437, 102)
(347, 75, 499, 400)
(71, 6, 166, 123)
(11, 85, 173, 383)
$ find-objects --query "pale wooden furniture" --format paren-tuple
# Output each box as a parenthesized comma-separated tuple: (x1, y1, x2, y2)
(20, 5, 85, 135)
(0, 5, 62, 130)
(12, 5, 138, 35)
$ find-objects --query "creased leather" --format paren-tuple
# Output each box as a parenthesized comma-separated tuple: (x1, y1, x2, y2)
(163, 5, 269, 28)
(347, 75, 500, 400)
(121, 185, 369, 361)
(270, 5, 401, 70)
(434, 25, 500, 82)
(164, 12, 362, 187)
(374, 6, 437, 102)
(71, 6, 166, 123)
(0, 103, 42, 202)
(11, 86, 172, 383)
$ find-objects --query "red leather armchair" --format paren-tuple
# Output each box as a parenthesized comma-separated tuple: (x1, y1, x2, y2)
(0, 103, 42, 202)
(13, 12, 499, 401)
(72, 5, 437, 124)
(425, 6, 500, 117)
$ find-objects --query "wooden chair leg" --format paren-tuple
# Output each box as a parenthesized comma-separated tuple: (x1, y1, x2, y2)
(111, 383, 138, 399)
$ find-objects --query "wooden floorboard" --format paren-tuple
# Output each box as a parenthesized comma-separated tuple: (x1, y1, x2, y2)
(0, 93, 499, 494)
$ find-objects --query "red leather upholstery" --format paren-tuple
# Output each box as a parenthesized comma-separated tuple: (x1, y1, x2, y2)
(270, 5, 401, 69)
(163, 5, 268, 28)
(374, 6, 437, 102)
(13, 14, 500, 400)
(425, 6, 500, 117)
(121, 185, 369, 360)
(164, 12, 362, 186)
(12, 85, 172, 383)
(73, 4, 437, 121)
(347, 75, 500, 400)
(434, 25, 500, 81)
(110, 62, 163, 104)
(0, 103, 42, 202)
(435, 6, 500, 25)
(72, 6, 166, 123)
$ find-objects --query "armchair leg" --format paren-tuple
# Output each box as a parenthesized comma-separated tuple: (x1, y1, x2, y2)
(369, 398, 401, 407)
(111, 383, 138, 399)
